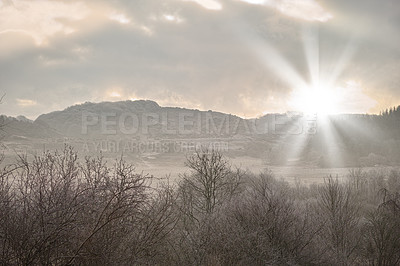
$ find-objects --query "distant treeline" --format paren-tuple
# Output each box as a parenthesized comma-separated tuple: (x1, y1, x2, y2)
(298, 106, 400, 167)
(380, 105, 400, 117)
(1, 147, 400, 265)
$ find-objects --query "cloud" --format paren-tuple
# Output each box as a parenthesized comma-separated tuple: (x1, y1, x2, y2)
(183, 0, 222, 10)
(109, 12, 131, 24)
(0, 0, 89, 45)
(109, 91, 122, 98)
(339, 81, 377, 113)
(0, 0, 398, 118)
(163, 14, 184, 23)
(238, 0, 333, 22)
(16, 98, 37, 107)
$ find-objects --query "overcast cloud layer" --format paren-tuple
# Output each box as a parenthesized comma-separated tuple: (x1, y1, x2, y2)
(0, 0, 399, 118)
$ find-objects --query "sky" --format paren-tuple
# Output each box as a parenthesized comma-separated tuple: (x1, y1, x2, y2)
(0, 0, 399, 119)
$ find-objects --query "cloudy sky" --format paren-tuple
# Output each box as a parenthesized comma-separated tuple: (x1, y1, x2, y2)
(0, 0, 399, 119)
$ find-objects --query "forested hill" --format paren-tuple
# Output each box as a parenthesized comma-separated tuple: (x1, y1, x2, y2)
(2, 101, 400, 167)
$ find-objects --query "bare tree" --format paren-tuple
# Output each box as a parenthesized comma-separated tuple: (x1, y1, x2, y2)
(0, 147, 83, 265)
(317, 176, 361, 265)
(172, 148, 243, 265)
(363, 189, 400, 266)
(0, 146, 178, 265)
(181, 147, 242, 215)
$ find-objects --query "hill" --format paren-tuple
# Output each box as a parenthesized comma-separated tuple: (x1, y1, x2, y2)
(35, 100, 261, 139)
(2, 100, 400, 168)
(0, 115, 60, 140)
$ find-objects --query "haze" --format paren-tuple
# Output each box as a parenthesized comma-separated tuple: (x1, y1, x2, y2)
(1, 0, 399, 118)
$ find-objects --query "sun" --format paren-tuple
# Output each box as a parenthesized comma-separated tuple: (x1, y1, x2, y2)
(289, 84, 340, 116)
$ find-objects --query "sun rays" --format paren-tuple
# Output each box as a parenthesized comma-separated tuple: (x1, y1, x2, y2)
(236, 21, 368, 167)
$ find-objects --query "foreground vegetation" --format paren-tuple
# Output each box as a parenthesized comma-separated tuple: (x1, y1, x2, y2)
(0, 147, 400, 265)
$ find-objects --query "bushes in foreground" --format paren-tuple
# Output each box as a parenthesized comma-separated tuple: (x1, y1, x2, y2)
(0, 148, 177, 265)
(1, 147, 400, 265)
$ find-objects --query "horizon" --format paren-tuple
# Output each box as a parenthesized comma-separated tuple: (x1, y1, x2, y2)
(1, 98, 390, 121)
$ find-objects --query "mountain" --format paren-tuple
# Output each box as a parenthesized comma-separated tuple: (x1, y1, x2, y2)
(35, 100, 265, 139)
(3, 100, 400, 168)
(0, 115, 60, 140)
(16, 115, 33, 123)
